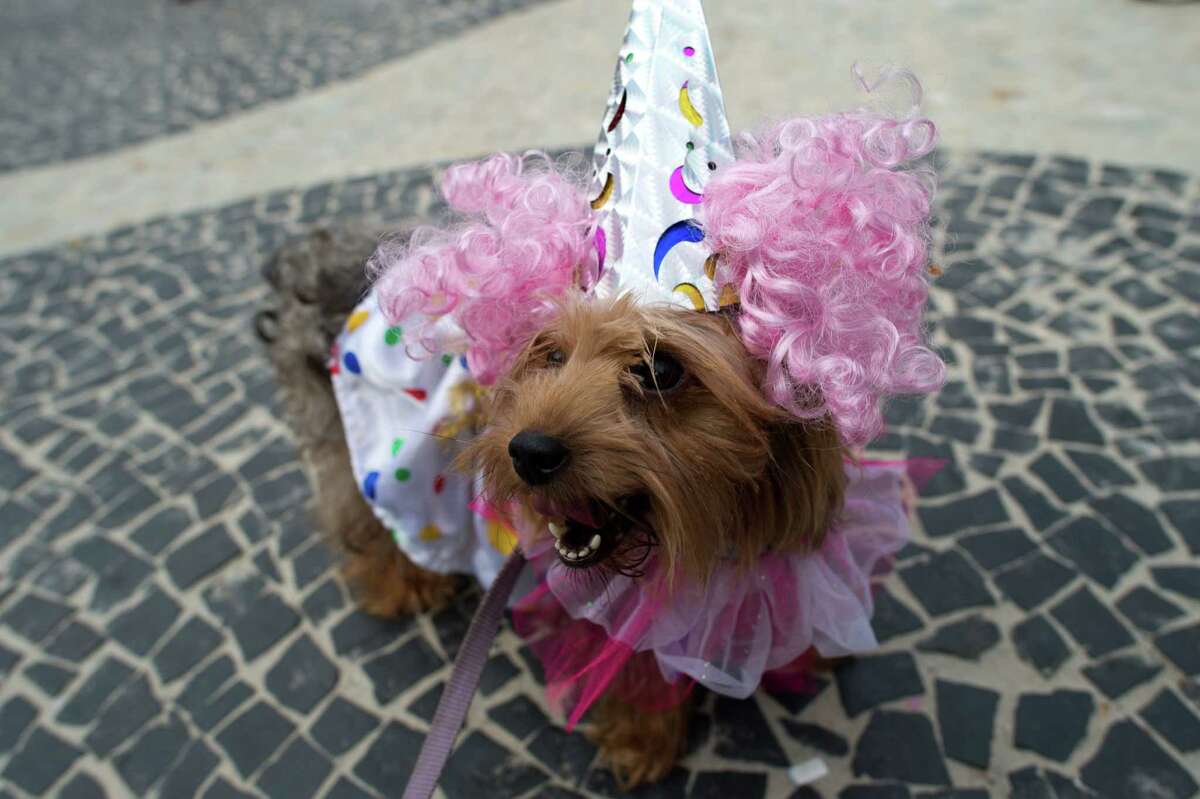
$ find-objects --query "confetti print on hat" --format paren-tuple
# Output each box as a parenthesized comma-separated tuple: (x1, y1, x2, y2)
(419, 524, 442, 541)
(347, 310, 370, 332)
(403, 388, 427, 401)
(343, 352, 361, 374)
(384, 326, 403, 345)
(394, 468, 411, 482)
(433, 474, 446, 494)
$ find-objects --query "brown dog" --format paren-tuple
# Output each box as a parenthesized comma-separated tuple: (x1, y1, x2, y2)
(260, 227, 847, 786)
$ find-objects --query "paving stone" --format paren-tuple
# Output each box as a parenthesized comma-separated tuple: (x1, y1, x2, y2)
(129, 506, 193, 555)
(1140, 689, 1200, 754)
(24, 660, 76, 695)
(1001, 476, 1067, 532)
(57, 655, 135, 725)
(1051, 585, 1135, 658)
(870, 585, 924, 643)
(152, 615, 223, 683)
(215, 701, 296, 778)
(1014, 689, 1094, 762)
(167, 523, 242, 588)
(353, 722, 424, 797)
(291, 542, 336, 590)
(1150, 565, 1200, 600)
(363, 636, 442, 705)
(1046, 515, 1139, 589)
(1082, 653, 1163, 699)
(108, 586, 180, 656)
(1080, 720, 1198, 798)
(1047, 398, 1105, 445)
(2, 592, 72, 643)
(851, 711, 950, 786)
(408, 683, 444, 723)
(203, 777, 259, 799)
(917, 615, 1001, 661)
(839, 786, 912, 799)
(1064, 448, 1136, 489)
(160, 740, 222, 798)
(301, 578, 346, 623)
(585, 765, 689, 798)
(993, 552, 1076, 611)
(779, 720, 849, 756)
(1140, 455, 1200, 493)
(58, 772, 106, 799)
(900, 550, 995, 616)
(1011, 614, 1072, 677)
(1155, 623, 1200, 675)
(489, 694, 551, 742)
(958, 527, 1036, 571)
(84, 674, 161, 756)
(1116, 585, 1186, 633)
(836, 653, 925, 717)
(0, 695, 37, 754)
(935, 680, 998, 769)
(1089, 493, 1174, 555)
(208, 583, 300, 662)
(312, 697, 379, 756)
(266, 634, 338, 713)
(1030, 452, 1090, 503)
(1161, 498, 1200, 554)
(72, 537, 153, 611)
(257, 737, 333, 799)
(2, 727, 83, 794)
(479, 652, 522, 696)
(114, 713, 192, 794)
(527, 725, 596, 786)
(323, 778, 375, 799)
(690, 771, 767, 799)
(711, 695, 789, 766)
(916, 488, 1008, 538)
(331, 610, 413, 658)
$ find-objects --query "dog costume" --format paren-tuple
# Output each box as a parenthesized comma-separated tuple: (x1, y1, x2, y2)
(332, 0, 943, 725)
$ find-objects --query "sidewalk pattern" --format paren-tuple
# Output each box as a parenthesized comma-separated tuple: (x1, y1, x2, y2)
(0, 0, 554, 173)
(1, 151, 1198, 797)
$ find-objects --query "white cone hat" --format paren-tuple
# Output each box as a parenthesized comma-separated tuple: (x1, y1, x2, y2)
(588, 0, 734, 312)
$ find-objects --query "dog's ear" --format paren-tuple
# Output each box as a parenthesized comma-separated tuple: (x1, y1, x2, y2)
(758, 419, 846, 554)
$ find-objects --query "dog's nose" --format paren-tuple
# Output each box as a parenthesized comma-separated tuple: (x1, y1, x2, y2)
(508, 431, 570, 485)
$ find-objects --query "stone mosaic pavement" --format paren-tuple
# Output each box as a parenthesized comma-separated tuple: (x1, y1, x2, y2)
(1, 148, 1199, 798)
(0, 0, 553, 173)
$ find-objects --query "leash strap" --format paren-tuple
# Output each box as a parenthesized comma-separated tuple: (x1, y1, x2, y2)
(403, 550, 527, 799)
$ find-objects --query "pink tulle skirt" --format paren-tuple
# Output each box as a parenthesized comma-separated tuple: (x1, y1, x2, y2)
(511, 461, 924, 728)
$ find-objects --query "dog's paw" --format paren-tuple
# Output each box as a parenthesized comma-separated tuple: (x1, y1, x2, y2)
(342, 542, 461, 618)
(591, 699, 688, 789)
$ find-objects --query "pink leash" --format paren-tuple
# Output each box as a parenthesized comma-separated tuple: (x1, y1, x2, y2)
(402, 550, 527, 799)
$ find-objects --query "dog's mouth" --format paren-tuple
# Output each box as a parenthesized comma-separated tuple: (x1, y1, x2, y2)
(532, 495, 648, 568)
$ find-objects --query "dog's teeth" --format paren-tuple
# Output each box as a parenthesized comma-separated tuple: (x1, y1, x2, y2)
(548, 522, 565, 539)
(589, 534, 602, 550)
(554, 541, 564, 554)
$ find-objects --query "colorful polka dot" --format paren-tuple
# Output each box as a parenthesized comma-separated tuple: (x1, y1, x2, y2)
(403, 388, 427, 401)
(343, 352, 361, 374)
(419, 524, 442, 541)
(441, 354, 453, 366)
(391, 437, 404, 456)
(362, 471, 380, 500)
(433, 474, 446, 494)
(459, 356, 469, 370)
(487, 521, 518, 555)
(683, 46, 695, 57)
(624, 52, 634, 64)
(394, 468, 411, 482)
(384, 326, 403, 345)
(347, 310, 370, 332)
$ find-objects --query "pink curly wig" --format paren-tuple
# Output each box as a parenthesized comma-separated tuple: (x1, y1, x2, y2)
(700, 107, 945, 446)
(370, 152, 595, 384)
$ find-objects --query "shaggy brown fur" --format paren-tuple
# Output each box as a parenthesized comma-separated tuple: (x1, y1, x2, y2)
(261, 227, 848, 785)
(259, 227, 459, 616)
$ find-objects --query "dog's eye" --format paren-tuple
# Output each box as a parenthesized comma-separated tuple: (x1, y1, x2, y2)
(546, 349, 566, 367)
(631, 352, 684, 392)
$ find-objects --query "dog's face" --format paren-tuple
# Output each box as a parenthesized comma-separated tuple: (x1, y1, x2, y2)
(464, 295, 846, 581)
